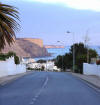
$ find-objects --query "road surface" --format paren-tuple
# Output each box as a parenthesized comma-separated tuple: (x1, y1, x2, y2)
(0, 72, 100, 105)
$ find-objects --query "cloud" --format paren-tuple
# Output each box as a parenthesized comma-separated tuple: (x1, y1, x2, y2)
(27, 0, 100, 11)
(4, 0, 100, 11)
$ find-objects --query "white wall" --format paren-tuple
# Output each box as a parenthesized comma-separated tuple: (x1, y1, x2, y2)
(83, 63, 100, 76)
(0, 57, 26, 77)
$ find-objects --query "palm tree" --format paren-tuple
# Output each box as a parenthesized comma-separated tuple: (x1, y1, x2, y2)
(0, 3, 20, 51)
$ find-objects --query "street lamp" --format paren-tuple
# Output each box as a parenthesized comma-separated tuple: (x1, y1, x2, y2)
(57, 41, 64, 71)
(66, 31, 75, 72)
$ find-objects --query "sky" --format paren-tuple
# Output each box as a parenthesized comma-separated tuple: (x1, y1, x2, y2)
(3, 0, 100, 45)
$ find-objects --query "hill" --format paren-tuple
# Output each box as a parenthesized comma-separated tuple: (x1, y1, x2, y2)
(1, 41, 30, 57)
(1, 38, 50, 57)
(16, 38, 50, 57)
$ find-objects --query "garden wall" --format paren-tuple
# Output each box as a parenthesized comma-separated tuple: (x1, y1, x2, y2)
(0, 57, 26, 77)
(83, 63, 100, 76)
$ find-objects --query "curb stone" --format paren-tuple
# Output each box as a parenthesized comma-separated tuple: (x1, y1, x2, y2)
(71, 73, 100, 92)
(0, 71, 34, 86)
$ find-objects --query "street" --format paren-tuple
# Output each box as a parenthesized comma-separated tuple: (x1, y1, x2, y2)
(0, 71, 100, 105)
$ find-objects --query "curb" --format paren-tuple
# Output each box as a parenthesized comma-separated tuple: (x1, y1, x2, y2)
(71, 73, 100, 92)
(0, 71, 34, 86)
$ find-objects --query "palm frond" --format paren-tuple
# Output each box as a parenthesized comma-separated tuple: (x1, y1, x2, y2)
(0, 3, 20, 51)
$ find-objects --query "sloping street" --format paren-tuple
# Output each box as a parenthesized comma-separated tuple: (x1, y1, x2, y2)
(0, 72, 100, 105)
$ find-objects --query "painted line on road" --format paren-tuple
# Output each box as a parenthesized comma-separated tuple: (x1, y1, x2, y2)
(42, 76, 49, 88)
(29, 76, 49, 105)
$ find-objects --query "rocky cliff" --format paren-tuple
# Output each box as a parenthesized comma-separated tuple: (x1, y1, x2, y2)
(22, 38, 43, 48)
(1, 41, 30, 57)
(1, 38, 50, 57)
(16, 38, 50, 57)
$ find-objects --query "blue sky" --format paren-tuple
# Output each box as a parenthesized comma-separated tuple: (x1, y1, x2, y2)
(3, 0, 100, 45)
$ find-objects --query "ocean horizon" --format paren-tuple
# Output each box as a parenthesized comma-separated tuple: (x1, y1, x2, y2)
(34, 45, 100, 61)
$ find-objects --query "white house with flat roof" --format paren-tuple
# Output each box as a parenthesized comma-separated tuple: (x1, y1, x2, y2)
(26, 61, 60, 72)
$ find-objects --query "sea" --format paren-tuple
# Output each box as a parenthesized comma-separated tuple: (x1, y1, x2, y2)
(34, 46, 100, 61)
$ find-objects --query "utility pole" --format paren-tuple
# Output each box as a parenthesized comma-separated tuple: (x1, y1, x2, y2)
(57, 41, 64, 71)
(73, 33, 75, 72)
(66, 31, 75, 72)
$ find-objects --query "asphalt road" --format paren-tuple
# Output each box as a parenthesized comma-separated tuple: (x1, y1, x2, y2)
(0, 71, 100, 105)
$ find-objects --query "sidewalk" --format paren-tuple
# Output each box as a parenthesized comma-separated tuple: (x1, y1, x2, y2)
(0, 71, 33, 86)
(72, 73, 100, 89)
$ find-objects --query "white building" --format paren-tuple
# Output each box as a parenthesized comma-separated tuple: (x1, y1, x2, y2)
(27, 63, 42, 69)
(27, 61, 60, 72)
(53, 66, 61, 72)
(22, 58, 35, 64)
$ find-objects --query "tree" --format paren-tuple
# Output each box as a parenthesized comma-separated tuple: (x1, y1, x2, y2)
(69, 43, 97, 73)
(6, 51, 16, 57)
(75, 54, 87, 73)
(0, 3, 20, 50)
(55, 55, 63, 70)
(88, 49, 98, 62)
(37, 59, 46, 63)
(63, 53, 73, 70)
(14, 55, 20, 65)
(55, 43, 98, 73)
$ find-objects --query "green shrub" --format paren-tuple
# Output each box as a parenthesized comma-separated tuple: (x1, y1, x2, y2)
(27, 67, 35, 70)
(0, 53, 6, 61)
(7, 51, 16, 57)
(37, 60, 46, 63)
(0, 52, 16, 61)
(0, 52, 20, 65)
(14, 55, 20, 65)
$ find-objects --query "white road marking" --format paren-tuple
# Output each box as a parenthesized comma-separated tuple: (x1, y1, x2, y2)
(42, 76, 49, 88)
(35, 95, 39, 98)
(29, 76, 49, 105)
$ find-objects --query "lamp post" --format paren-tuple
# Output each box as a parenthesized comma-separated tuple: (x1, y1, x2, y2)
(84, 30, 90, 63)
(66, 31, 75, 72)
(57, 41, 64, 71)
